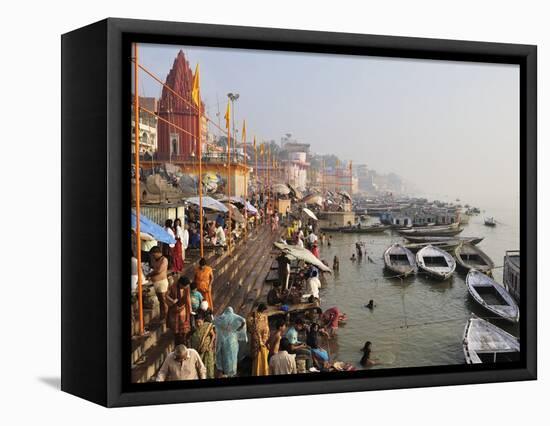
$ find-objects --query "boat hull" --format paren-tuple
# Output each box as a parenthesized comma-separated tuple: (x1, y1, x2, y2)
(416, 245, 456, 280)
(383, 244, 417, 277)
(466, 270, 519, 323)
(454, 243, 495, 274)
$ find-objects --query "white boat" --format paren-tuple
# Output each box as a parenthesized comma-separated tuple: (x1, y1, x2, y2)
(454, 243, 495, 274)
(416, 244, 456, 280)
(383, 244, 417, 277)
(466, 270, 519, 323)
(463, 314, 520, 364)
(484, 217, 497, 227)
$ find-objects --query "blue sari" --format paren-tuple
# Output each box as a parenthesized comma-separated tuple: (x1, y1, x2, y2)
(213, 307, 247, 376)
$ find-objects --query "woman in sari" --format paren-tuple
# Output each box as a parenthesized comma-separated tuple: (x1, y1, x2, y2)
(246, 303, 270, 376)
(171, 218, 184, 273)
(166, 276, 192, 345)
(321, 307, 346, 336)
(190, 313, 216, 379)
(213, 307, 247, 377)
(194, 257, 214, 311)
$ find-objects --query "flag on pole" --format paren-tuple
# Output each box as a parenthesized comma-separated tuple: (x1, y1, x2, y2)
(260, 143, 264, 155)
(191, 64, 200, 106)
(253, 136, 257, 152)
(224, 101, 231, 130)
(242, 120, 247, 142)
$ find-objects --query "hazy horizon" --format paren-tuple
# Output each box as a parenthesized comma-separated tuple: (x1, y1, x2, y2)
(137, 43, 519, 206)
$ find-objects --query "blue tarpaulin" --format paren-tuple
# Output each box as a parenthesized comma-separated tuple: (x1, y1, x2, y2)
(131, 210, 176, 244)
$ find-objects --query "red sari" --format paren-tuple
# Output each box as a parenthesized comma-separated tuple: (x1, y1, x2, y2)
(166, 283, 192, 340)
(172, 239, 184, 272)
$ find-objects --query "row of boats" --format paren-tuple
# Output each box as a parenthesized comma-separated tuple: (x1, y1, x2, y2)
(380, 220, 520, 364)
(383, 241, 519, 323)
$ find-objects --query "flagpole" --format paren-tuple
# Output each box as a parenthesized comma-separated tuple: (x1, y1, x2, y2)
(197, 88, 204, 258)
(133, 43, 144, 336)
(267, 146, 271, 215)
(242, 122, 248, 240)
(226, 103, 232, 253)
(254, 137, 258, 194)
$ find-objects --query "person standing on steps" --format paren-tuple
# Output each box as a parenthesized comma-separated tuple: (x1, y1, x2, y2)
(194, 257, 214, 312)
(147, 246, 169, 321)
(156, 344, 206, 381)
(166, 276, 192, 346)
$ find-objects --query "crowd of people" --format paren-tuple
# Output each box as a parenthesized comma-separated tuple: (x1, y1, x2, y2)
(133, 190, 379, 382)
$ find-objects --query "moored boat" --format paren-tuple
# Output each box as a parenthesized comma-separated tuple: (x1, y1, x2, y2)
(463, 314, 520, 364)
(465, 270, 519, 323)
(340, 224, 390, 234)
(383, 244, 417, 277)
(403, 235, 484, 245)
(484, 217, 497, 226)
(398, 224, 463, 237)
(454, 243, 495, 273)
(416, 244, 456, 280)
(405, 240, 463, 253)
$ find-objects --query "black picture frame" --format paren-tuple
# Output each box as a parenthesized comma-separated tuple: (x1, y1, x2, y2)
(61, 17, 537, 407)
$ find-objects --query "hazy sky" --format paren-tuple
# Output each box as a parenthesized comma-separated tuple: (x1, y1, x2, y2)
(137, 43, 519, 205)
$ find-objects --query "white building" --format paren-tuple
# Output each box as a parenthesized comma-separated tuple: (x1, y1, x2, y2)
(131, 97, 158, 155)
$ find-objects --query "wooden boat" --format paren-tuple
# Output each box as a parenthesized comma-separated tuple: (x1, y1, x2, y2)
(454, 243, 495, 273)
(463, 314, 520, 364)
(398, 225, 464, 237)
(416, 245, 456, 280)
(403, 236, 484, 245)
(466, 270, 519, 323)
(405, 240, 463, 253)
(484, 217, 497, 226)
(339, 224, 390, 234)
(383, 244, 417, 277)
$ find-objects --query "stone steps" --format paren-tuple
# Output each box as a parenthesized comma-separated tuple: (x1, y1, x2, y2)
(131, 330, 175, 383)
(131, 319, 167, 365)
(130, 223, 276, 383)
(213, 228, 274, 314)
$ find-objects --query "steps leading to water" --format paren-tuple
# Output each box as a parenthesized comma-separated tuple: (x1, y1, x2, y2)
(130, 222, 282, 383)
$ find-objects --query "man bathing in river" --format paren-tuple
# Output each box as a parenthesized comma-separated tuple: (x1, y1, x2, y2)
(333, 255, 340, 271)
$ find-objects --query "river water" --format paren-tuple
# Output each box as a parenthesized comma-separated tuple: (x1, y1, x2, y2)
(317, 199, 519, 370)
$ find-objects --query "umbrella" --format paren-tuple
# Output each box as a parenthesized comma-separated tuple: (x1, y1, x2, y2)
(338, 190, 352, 201)
(186, 196, 229, 212)
(273, 242, 332, 272)
(131, 210, 175, 244)
(223, 203, 245, 223)
(220, 196, 258, 215)
(245, 201, 258, 215)
(302, 207, 318, 221)
(301, 194, 324, 206)
(272, 183, 291, 195)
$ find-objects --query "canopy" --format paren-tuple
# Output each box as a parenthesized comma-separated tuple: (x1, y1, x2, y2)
(301, 194, 324, 206)
(223, 203, 245, 223)
(186, 196, 229, 213)
(131, 210, 176, 244)
(220, 196, 258, 215)
(338, 190, 352, 201)
(302, 207, 318, 221)
(273, 242, 332, 272)
(272, 183, 291, 195)
(245, 201, 258, 215)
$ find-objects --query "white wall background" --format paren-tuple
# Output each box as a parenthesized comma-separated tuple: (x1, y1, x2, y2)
(0, 0, 545, 423)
